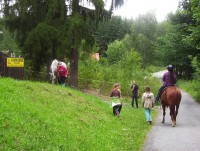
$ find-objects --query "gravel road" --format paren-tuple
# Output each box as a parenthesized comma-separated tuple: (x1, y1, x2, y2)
(142, 71, 200, 151)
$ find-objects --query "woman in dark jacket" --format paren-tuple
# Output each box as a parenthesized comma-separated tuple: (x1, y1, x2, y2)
(130, 80, 139, 109)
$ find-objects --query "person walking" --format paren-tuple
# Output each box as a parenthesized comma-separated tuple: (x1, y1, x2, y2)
(142, 85, 155, 124)
(155, 65, 177, 103)
(110, 83, 122, 116)
(130, 80, 139, 109)
(56, 62, 68, 87)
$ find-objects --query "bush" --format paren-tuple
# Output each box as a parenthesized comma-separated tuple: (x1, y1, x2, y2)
(78, 57, 161, 97)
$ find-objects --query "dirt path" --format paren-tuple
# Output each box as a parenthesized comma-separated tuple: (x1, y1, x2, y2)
(142, 71, 200, 151)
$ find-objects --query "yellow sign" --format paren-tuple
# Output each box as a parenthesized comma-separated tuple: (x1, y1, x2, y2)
(7, 58, 24, 67)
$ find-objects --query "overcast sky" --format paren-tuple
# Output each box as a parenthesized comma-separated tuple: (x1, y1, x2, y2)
(0, 0, 180, 22)
(110, 0, 180, 22)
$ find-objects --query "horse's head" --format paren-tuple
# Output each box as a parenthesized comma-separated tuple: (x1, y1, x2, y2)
(49, 59, 59, 82)
(50, 59, 59, 71)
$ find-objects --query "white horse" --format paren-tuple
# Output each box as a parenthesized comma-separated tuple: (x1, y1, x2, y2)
(50, 59, 67, 84)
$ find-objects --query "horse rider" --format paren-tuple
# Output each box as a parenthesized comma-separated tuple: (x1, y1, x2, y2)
(155, 65, 177, 103)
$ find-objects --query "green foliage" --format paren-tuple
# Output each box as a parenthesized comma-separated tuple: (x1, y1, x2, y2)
(95, 16, 132, 53)
(46, 0, 66, 23)
(0, 20, 20, 55)
(120, 49, 142, 71)
(0, 0, 126, 88)
(106, 40, 127, 64)
(178, 79, 200, 103)
(65, 13, 94, 49)
(176, 56, 200, 102)
(181, 0, 200, 50)
(130, 12, 158, 67)
(154, 10, 198, 79)
(105, 38, 143, 86)
(190, 57, 200, 101)
(0, 77, 157, 150)
(78, 46, 160, 97)
(79, 58, 105, 90)
(192, 56, 200, 78)
(24, 22, 63, 71)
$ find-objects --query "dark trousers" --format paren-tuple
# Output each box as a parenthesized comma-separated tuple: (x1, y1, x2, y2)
(156, 86, 165, 100)
(132, 96, 138, 108)
(58, 76, 66, 85)
(113, 104, 122, 116)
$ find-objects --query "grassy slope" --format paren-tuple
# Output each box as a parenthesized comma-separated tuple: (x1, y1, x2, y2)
(0, 78, 157, 150)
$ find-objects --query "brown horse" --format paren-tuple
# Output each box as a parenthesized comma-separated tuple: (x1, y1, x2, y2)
(161, 86, 181, 127)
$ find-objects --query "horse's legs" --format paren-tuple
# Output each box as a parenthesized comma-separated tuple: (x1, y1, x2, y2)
(175, 104, 180, 116)
(51, 73, 56, 84)
(52, 77, 55, 84)
(162, 105, 166, 123)
(169, 105, 176, 127)
(171, 104, 180, 127)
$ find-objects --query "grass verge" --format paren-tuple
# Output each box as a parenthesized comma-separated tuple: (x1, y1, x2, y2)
(0, 77, 158, 150)
(177, 80, 200, 103)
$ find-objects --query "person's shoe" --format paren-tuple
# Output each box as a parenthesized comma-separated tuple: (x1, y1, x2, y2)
(149, 121, 152, 124)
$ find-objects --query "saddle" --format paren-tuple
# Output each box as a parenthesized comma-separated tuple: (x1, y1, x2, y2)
(162, 85, 174, 94)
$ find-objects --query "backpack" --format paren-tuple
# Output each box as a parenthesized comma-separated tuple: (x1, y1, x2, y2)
(143, 94, 153, 108)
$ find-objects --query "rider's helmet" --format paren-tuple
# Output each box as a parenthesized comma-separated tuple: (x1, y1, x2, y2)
(167, 65, 173, 72)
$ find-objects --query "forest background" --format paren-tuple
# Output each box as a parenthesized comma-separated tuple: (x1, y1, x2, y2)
(0, 0, 199, 102)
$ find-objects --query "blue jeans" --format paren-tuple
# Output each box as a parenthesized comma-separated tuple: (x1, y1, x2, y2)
(144, 108, 152, 122)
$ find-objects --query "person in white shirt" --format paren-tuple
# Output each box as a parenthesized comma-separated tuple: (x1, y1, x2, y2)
(142, 85, 155, 124)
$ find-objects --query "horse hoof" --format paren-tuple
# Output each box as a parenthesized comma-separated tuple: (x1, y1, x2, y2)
(172, 122, 176, 127)
(161, 121, 164, 123)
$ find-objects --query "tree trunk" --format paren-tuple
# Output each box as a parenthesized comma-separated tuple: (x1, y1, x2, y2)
(69, 0, 79, 89)
(70, 47, 78, 88)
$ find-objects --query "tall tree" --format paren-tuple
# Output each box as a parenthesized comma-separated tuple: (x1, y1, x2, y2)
(154, 7, 199, 79)
(180, 0, 200, 50)
(129, 11, 158, 67)
(1, 0, 125, 88)
(95, 16, 132, 55)
(64, 0, 124, 88)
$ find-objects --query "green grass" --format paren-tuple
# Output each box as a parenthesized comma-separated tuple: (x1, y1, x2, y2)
(0, 78, 158, 150)
(177, 80, 200, 103)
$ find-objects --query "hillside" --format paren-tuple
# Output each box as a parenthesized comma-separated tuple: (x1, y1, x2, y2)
(0, 78, 157, 150)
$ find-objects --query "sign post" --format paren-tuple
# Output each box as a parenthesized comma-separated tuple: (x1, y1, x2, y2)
(7, 58, 24, 67)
